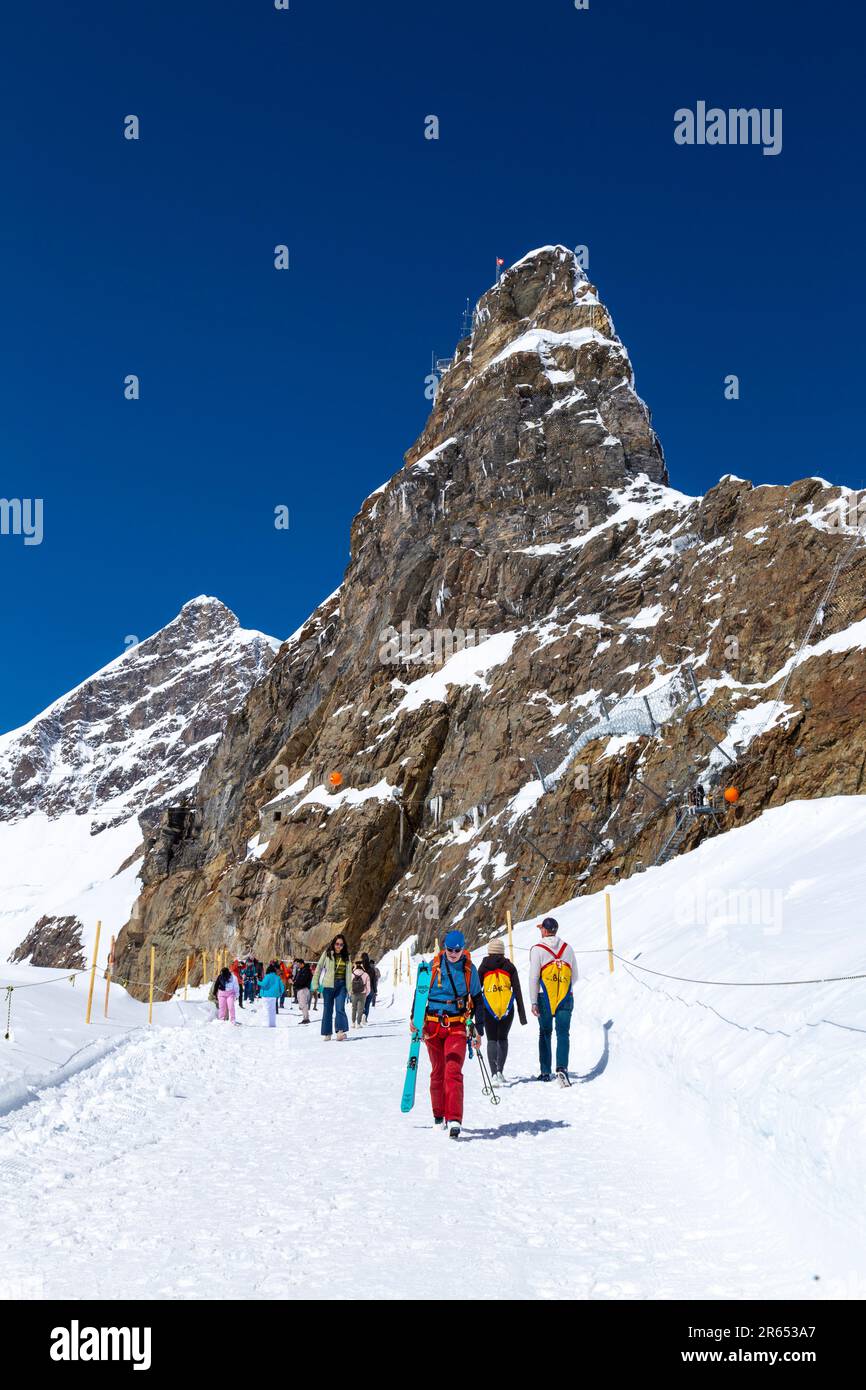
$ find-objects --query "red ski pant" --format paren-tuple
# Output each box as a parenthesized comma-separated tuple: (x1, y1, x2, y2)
(424, 1018, 467, 1122)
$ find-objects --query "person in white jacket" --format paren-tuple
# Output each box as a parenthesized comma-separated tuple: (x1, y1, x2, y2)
(528, 917, 578, 1084)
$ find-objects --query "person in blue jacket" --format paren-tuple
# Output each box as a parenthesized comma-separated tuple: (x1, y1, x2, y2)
(257, 963, 284, 1028)
(418, 929, 484, 1139)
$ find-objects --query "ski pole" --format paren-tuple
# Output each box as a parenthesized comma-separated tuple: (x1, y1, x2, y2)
(468, 1022, 501, 1105)
(476, 1044, 501, 1106)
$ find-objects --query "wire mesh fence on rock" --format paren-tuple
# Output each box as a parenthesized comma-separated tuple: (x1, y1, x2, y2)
(533, 666, 702, 792)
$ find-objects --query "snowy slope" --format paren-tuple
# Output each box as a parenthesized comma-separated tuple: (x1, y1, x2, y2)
(1, 797, 864, 1299)
(499, 795, 866, 1253)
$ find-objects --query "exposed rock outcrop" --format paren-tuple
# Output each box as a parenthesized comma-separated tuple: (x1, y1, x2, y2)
(114, 247, 866, 999)
(10, 916, 86, 970)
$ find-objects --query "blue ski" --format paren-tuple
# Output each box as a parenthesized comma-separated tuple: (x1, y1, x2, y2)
(400, 960, 432, 1113)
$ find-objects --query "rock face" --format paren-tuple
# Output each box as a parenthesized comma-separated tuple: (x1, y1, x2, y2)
(9, 916, 86, 970)
(0, 598, 280, 967)
(115, 246, 866, 999)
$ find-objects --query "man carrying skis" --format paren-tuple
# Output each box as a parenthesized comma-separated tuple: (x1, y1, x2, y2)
(417, 930, 484, 1139)
(529, 917, 578, 1085)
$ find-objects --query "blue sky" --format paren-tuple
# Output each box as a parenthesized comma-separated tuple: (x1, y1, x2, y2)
(1, 0, 863, 732)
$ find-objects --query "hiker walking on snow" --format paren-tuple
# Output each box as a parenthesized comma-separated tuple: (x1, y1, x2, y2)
(529, 916, 578, 1085)
(417, 929, 484, 1139)
(361, 952, 379, 1020)
(258, 963, 284, 1028)
(350, 959, 371, 1027)
(242, 957, 258, 1004)
(477, 939, 526, 1085)
(292, 958, 313, 1023)
(216, 966, 240, 1024)
(231, 957, 245, 1010)
(313, 934, 352, 1040)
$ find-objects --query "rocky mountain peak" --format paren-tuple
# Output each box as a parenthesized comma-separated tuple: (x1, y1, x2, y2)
(0, 599, 280, 827)
(470, 244, 600, 367)
(114, 248, 866, 1002)
(399, 243, 666, 505)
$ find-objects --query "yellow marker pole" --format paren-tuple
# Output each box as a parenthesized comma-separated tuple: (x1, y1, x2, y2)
(148, 946, 156, 1024)
(405, 948, 411, 982)
(605, 892, 614, 973)
(103, 934, 115, 1018)
(392, 954, 398, 986)
(184, 955, 190, 1001)
(506, 910, 514, 962)
(85, 920, 102, 1025)
(202, 950, 208, 987)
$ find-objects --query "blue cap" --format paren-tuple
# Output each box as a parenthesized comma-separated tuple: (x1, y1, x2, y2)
(541, 917, 559, 933)
(443, 930, 465, 951)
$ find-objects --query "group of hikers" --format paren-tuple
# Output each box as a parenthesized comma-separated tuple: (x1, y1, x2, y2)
(209, 916, 577, 1142)
(416, 916, 578, 1138)
(211, 939, 380, 1035)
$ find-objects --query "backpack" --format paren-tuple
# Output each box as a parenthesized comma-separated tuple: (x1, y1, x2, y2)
(536, 941, 572, 1014)
(482, 964, 514, 1019)
(351, 972, 365, 995)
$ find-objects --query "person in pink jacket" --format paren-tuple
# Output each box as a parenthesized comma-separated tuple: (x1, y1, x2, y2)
(349, 960, 371, 1028)
(216, 967, 240, 1024)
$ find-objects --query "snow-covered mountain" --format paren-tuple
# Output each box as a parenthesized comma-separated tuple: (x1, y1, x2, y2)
(0, 597, 281, 968)
(119, 246, 866, 998)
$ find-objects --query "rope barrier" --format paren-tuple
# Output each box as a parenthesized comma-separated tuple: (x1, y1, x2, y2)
(494, 941, 866, 987)
(0, 973, 78, 990)
(612, 953, 866, 988)
(623, 965, 866, 1039)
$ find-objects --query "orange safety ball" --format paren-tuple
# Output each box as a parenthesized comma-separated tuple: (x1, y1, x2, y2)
(329, 771, 343, 788)
(723, 786, 740, 804)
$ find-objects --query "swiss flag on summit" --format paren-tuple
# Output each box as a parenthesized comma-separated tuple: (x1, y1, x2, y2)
(496, 258, 504, 266)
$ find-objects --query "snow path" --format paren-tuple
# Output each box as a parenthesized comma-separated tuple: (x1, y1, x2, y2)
(0, 998, 834, 1301)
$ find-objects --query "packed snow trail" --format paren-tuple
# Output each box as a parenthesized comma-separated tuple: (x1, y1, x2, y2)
(0, 996, 841, 1300)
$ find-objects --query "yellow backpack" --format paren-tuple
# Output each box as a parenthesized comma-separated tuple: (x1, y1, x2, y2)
(537, 942, 572, 1014)
(482, 966, 513, 1019)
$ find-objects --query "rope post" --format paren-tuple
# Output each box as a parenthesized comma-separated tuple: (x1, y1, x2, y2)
(4, 986, 13, 1041)
(506, 910, 514, 962)
(605, 893, 614, 973)
(148, 946, 155, 1024)
(85, 920, 102, 1025)
(184, 955, 190, 1001)
(103, 934, 115, 1018)
(202, 950, 208, 988)
(392, 954, 398, 986)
